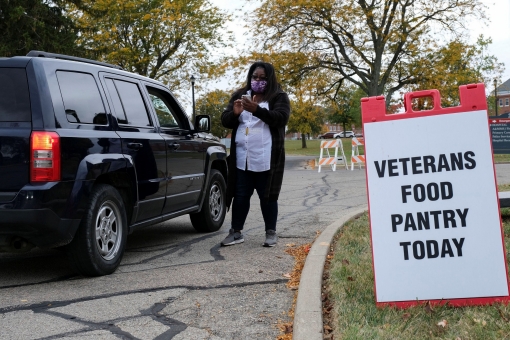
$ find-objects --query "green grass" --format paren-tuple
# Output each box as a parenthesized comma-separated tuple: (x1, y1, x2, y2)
(284, 139, 510, 163)
(494, 154, 510, 164)
(284, 138, 363, 159)
(327, 207, 510, 339)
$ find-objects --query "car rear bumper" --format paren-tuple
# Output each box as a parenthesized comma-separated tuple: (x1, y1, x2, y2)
(0, 181, 81, 249)
(0, 209, 80, 248)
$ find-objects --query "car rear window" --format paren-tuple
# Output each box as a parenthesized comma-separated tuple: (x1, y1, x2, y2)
(0, 68, 31, 122)
(56, 71, 107, 125)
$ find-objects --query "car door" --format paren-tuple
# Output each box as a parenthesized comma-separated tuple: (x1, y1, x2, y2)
(102, 75, 167, 222)
(144, 84, 205, 214)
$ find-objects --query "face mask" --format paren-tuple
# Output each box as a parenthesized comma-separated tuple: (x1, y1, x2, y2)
(251, 80, 267, 93)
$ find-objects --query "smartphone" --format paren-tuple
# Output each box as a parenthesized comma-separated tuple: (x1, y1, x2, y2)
(241, 94, 251, 101)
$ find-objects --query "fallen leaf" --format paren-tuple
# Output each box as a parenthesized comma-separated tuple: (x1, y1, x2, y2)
(424, 301, 434, 314)
(347, 276, 355, 281)
(259, 270, 263, 273)
(498, 308, 509, 322)
(402, 313, 411, 320)
(342, 259, 350, 265)
(285, 243, 296, 247)
(283, 323, 293, 333)
(283, 273, 291, 278)
(482, 320, 487, 326)
(437, 319, 448, 327)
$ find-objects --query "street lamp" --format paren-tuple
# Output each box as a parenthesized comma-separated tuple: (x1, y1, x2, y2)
(494, 79, 498, 116)
(190, 75, 196, 122)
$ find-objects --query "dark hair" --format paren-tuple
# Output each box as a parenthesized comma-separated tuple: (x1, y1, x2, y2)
(235, 62, 281, 103)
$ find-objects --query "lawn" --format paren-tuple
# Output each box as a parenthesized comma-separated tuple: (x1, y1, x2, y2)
(284, 139, 510, 163)
(326, 206, 510, 339)
(285, 139, 357, 157)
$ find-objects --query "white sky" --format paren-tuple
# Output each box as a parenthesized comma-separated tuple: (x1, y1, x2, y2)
(183, 0, 510, 115)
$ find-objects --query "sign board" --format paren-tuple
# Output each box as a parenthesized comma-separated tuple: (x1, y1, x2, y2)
(361, 84, 510, 307)
(489, 117, 510, 154)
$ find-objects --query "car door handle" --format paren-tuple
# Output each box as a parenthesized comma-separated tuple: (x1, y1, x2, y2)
(127, 142, 143, 150)
(168, 143, 180, 150)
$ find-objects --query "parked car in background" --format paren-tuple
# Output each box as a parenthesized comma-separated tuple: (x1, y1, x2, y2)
(336, 131, 355, 138)
(318, 132, 337, 139)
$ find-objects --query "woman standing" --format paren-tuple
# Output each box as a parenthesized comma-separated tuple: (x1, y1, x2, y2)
(221, 62, 291, 247)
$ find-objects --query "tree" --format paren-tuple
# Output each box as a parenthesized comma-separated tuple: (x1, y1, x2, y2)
(406, 36, 504, 109)
(70, 0, 231, 88)
(249, 0, 487, 103)
(0, 0, 80, 57)
(287, 99, 324, 148)
(196, 89, 231, 138)
(325, 85, 365, 133)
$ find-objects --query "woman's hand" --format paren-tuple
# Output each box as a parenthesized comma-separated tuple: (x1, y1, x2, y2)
(233, 99, 243, 116)
(241, 96, 259, 113)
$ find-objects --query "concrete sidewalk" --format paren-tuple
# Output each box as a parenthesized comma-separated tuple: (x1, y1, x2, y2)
(293, 206, 367, 340)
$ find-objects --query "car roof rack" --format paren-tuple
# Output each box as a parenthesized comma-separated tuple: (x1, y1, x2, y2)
(26, 50, 124, 70)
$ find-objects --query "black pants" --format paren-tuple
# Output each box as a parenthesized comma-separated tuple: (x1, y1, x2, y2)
(231, 168, 278, 231)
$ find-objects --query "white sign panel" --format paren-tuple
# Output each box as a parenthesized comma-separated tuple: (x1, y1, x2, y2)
(363, 86, 509, 305)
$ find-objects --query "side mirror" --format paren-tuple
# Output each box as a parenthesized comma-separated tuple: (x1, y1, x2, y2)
(194, 115, 210, 132)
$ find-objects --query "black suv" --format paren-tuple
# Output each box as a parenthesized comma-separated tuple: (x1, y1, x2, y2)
(0, 51, 228, 276)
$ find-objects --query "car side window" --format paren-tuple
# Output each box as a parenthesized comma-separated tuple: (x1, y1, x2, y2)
(147, 87, 182, 129)
(56, 71, 107, 125)
(109, 79, 152, 127)
(104, 78, 128, 124)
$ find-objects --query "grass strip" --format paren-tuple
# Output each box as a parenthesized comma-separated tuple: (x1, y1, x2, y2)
(327, 208, 510, 339)
(283, 140, 510, 163)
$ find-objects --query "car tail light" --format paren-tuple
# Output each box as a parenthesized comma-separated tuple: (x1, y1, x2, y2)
(30, 131, 61, 182)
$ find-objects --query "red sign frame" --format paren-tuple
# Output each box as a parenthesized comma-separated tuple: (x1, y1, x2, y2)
(361, 83, 510, 308)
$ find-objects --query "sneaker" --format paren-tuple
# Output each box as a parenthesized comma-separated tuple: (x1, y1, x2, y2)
(263, 230, 277, 247)
(221, 229, 244, 246)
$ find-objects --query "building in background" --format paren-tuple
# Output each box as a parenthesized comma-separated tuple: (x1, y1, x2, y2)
(496, 79, 510, 117)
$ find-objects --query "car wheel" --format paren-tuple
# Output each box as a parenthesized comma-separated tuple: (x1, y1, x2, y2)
(190, 169, 226, 233)
(66, 184, 127, 276)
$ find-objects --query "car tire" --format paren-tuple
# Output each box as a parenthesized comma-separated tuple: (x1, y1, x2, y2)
(66, 184, 127, 276)
(190, 169, 226, 233)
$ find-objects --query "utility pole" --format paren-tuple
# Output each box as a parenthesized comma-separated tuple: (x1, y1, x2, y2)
(191, 75, 196, 122)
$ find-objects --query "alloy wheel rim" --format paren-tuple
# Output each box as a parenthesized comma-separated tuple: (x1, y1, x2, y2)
(209, 182, 223, 221)
(94, 200, 122, 260)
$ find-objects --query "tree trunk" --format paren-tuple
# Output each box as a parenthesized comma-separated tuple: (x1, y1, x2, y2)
(301, 134, 307, 148)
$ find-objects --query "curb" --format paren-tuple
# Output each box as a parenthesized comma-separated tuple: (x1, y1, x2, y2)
(293, 207, 367, 340)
